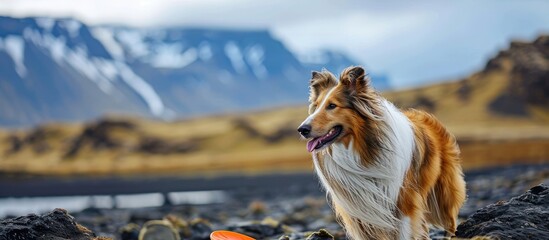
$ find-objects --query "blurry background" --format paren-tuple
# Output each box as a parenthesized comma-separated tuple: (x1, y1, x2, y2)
(0, 0, 548, 239)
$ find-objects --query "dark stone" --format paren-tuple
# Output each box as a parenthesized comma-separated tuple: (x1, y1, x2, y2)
(530, 185, 546, 195)
(0, 208, 98, 240)
(306, 229, 334, 240)
(129, 211, 165, 224)
(139, 221, 179, 240)
(456, 184, 549, 240)
(119, 223, 140, 240)
(228, 222, 285, 239)
(189, 219, 212, 240)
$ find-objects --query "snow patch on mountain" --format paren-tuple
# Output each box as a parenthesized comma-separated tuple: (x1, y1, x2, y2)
(36, 18, 55, 32)
(48, 35, 65, 63)
(24, 28, 64, 63)
(24, 28, 112, 92)
(245, 45, 267, 79)
(116, 30, 149, 59)
(148, 43, 197, 68)
(91, 28, 125, 61)
(21, 27, 165, 116)
(115, 62, 165, 116)
(225, 41, 247, 74)
(24, 28, 111, 91)
(66, 47, 113, 93)
(94, 59, 118, 81)
(198, 41, 212, 61)
(60, 19, 82, 38)
(0, 35, 27, 78)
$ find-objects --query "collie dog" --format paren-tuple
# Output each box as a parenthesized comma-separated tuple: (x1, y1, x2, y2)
(297, 66, 466, 239)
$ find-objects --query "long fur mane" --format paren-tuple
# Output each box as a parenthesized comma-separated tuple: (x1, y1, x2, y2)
(304, 66, 465, 240)
(313, 99, 415, 240)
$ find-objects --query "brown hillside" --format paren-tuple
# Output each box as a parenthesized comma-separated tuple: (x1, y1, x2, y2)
(386, 35, 549, 125)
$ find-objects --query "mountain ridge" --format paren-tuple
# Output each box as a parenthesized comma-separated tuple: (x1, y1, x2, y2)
(0, 16, 390, 128)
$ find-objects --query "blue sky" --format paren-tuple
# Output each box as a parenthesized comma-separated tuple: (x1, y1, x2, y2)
(1, 0, 548, 88)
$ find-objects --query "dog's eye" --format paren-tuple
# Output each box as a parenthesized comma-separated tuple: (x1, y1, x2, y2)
(326, 103, 337, 110)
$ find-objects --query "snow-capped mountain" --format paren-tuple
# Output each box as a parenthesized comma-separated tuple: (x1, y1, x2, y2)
(0, 16, 389, 127)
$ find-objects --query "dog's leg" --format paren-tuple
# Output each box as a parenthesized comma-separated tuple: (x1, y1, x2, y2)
(433, 153, 466, 235)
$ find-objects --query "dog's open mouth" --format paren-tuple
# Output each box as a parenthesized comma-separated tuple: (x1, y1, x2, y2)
(307, 126, 342, 152)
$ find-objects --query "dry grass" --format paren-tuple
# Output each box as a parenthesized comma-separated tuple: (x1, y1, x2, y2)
(0, 66, 547, 176)
(0, 105, 546, 177)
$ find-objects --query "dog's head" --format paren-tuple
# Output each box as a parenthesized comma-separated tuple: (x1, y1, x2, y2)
(297, 66, 383, 152)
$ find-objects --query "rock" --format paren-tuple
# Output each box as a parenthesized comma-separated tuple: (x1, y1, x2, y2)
(189, 218, 213, 240)
(3, 165, 544, 240)
(229, 223, 282, 239)
(248, 200, 269, 216)
(120, 223, 140, 240)
(129, 210, 166, 224)
(228, 218, 287, 239)
(306, 229, 334, 240)
(138, 220, 180, 240)
(164, 215, 191, 238)
(486, 35, 549, 115)
(0, 208, 104, 240)
(456, 184, 549, 240)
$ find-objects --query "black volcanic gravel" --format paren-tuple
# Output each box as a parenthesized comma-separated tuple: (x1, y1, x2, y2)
(2, 164, 548, 240)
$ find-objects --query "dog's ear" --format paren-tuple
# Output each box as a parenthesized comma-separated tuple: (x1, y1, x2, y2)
(340, 66, 382, 119)
(309, 70, 337, 102)
(340, 66, 371, 93)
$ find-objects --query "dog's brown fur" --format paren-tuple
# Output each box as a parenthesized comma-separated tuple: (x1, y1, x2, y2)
(300, 66, 466, 239)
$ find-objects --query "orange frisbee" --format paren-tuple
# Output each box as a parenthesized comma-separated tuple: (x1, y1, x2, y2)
(210, 230, 255, 240)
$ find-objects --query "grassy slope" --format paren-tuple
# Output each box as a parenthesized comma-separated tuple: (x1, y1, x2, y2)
(1, 59, 548, 176)
(383, 64, 548, 169)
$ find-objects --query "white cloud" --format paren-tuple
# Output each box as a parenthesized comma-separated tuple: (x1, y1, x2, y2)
(0, 0, 343, 27)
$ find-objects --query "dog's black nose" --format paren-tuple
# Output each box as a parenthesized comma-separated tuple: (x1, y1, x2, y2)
(297, 124, 311, 136)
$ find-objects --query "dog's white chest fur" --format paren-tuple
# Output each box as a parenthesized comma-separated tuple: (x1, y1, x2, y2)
(312, 100, 415, 238)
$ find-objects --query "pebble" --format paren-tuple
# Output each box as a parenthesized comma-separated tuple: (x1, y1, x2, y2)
(1, 164, 548, 240)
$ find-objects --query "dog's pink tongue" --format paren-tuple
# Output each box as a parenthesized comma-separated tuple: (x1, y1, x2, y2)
(307, 138, 321, 152)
